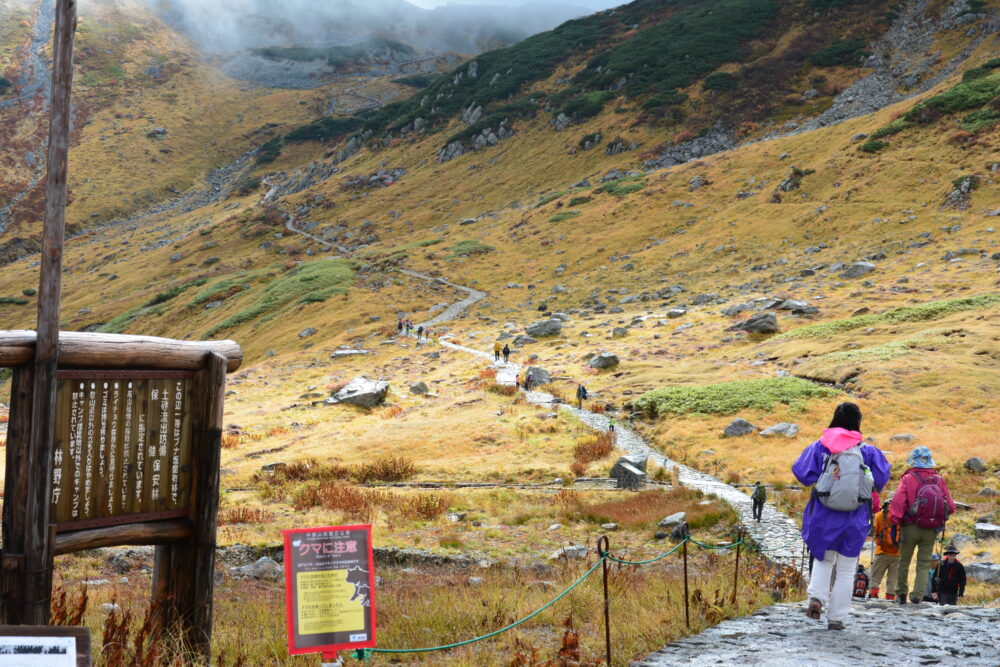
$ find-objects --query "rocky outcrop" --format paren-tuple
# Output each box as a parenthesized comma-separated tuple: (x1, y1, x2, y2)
(644, 123, 736, 169)
(438, 120, 515, 162)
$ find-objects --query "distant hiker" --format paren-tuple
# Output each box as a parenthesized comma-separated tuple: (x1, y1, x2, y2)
(852, 564, 870, 599)
(751, 482, 766, 523)
(523, 371, 531, 391)
(494, 341, 502, 362)
(933, 545, 965, 605)
(923, 553, 941, 601)
(576, 384, 588, 409)
(608, 416, 615, 433)
(502, 344, 511, 363)
(397, 319, 403, 334)
(869, 497, 900, 600)
(424, 327, 431, 340)
(889, 446, 955, 604)
(417, 326, 424, 339)
(793, 402, 889, 630)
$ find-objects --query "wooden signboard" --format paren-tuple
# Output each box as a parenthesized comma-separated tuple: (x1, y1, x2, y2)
(283, 525, 377, 658)
(51, 371, 194, 531)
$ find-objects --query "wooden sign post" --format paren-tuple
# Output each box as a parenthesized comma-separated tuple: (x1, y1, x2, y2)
(0, 334, 242, 662)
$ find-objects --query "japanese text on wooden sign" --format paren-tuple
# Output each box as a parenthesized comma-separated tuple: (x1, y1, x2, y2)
(50, 371, 194, 531)
(283, 525, 377, 657)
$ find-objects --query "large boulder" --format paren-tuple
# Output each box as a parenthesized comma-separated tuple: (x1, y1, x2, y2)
(610, 455, 647, 490)
(966, 562, 1000, 584)
(760, 423, 799, 438)
(724, 418, 758, 437)
(975, 522, 1000, 540)
(524, 366, 551, 386)
(840, 262, 876, 279)
(526, 318, 562, 337)
(549, 545, 588, 561)
(588, 352, 620, 369)
(328, 376, 389, 408)
(738, 312, 778, 334)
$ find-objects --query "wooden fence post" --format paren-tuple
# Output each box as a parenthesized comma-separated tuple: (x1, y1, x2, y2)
(152, 352, 226, 662)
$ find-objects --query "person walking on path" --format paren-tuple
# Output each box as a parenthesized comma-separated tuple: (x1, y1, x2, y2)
(502, 344, 511, 364)
(576, 384, 587, 409)
(793, 402, 890, 630)
(751, 482, 766, 523)
(869, 497, 900, 600)
(932, 545, 965, 605)
(923, 553, 941, 601)
(889, 446, 956, 604)
(494, 341, 502, 362)
(417, 326, 424, 339)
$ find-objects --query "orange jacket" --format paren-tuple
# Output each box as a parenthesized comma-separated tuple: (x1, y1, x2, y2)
(873, 508, 899, 556)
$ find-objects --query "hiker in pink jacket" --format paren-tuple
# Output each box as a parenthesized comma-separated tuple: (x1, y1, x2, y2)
(793, 403, 889, 629)
(889, 446, 956, 603)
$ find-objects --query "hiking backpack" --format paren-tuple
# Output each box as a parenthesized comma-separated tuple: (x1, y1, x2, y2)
(906, 470, 950, 529)
(853, 573, 869, 598)
(814, 445, 874, 512)
(752, 485, 766, 503)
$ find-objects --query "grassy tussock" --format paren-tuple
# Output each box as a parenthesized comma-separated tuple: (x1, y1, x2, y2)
(560, 488, 736, 529)
(291, 484, 451, 522)
(775, 294, 1000, 340)
(635, 377, 838, 418)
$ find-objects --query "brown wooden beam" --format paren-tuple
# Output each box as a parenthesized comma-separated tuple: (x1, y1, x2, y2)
(53, 520, 194, 555)
(0, 331, 242, 372)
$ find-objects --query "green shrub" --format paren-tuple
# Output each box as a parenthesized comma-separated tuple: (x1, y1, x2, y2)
(0, 297, 29, 305)
(143, 278, 207, 308)
(568, 195, 592, 207)
(809, 39, 868, 67)
(859, 138, 889, 153)
(21, 288, 36, 296)
(961, 108, 1000, 133)
(235, 176, 261, 194)
(560, 90, 614, 119)
(641, 91, 688, 111)
(285, 116, 363, 143)
(775, 293, 1000, 340)
(596, 176, 645, 197)
(205, 260, 354, 337)
(963, 66, 992, 82)
(0, 76, 11, 95)
(962, 0, 986, 15)
(904, 73, 1000, 121)
(703, 72, 737, 91)
(870, 118, 911, 138)
(255, 137, 283, 164)
(635, 377, 838, 418)
(448, 240, 494, 258)
(549, 211, 581, 222)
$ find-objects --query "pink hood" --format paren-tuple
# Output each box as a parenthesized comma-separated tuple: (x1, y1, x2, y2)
(820, 427, 863, 454)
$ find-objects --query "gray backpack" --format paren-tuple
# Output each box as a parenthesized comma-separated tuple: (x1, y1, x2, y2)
(814, 445, 874, 512)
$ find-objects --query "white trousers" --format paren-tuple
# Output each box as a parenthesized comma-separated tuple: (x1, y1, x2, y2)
(807, 550, 858, 623)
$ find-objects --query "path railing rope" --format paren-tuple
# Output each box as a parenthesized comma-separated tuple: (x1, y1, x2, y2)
(350, 529, 783, 664)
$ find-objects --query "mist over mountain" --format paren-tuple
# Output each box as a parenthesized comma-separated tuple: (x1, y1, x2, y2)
(149, 0, 597, 55)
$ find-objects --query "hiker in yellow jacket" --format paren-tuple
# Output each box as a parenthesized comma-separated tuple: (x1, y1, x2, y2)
(493, 341, 502, 362)
(869, 497, 900, 600)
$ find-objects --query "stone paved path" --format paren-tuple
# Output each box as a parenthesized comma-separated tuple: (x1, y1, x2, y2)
(436, 336, 806, 573)
(633, 599, 1000, 666)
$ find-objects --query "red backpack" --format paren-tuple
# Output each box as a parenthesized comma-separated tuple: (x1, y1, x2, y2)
(906, 470, 950, 529)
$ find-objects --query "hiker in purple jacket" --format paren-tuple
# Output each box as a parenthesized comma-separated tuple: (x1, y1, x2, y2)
(793, 402, 890, 630)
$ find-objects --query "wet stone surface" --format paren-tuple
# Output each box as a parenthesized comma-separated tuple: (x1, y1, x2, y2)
(633, 600, 1000, 666)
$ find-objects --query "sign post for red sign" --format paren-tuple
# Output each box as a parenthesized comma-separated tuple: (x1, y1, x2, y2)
(283, 525, 377, 661)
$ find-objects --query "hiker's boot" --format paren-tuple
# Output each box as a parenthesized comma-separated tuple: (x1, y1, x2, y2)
(869, 587, 879, 599)
(896, 595, 907, 605)
(806, 598, 822, 620)
(827, 620, 845, 631)
(885, 593, 896, 601)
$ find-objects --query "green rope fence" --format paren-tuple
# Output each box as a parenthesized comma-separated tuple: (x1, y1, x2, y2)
(349, 531, 789, 661)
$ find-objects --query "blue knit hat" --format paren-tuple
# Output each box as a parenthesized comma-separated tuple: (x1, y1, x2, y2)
(906, 446, 935, 469)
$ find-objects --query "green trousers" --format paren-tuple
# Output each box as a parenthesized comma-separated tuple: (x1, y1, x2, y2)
(894, 523, 938, 602)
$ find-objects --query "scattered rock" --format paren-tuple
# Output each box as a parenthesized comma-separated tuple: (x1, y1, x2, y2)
(658, 512, 686, 529)
(723, 418, 757, 437)
(978, 487, 1000, 497)
(514, 335, 537, 345)
(840, 262, 876, 279)
(298, 327, 317, 338)
(890, 434, 917, 443)
(611, 327, 629, 338)
(231, 556, 282, 581)
(526, 318, 562, 338)
(737, 312, 778, 334)
(966, 562, 1000, 584)
(588, 352, 620, 369)
(601, 523, 618, 531)
(965, 457, 987, 473)
(549, 545, 588, 561)
(974, 522, 1000, 540)
(667, 308, 687, 319)
(760, 423, 799, 438)
(409, 381, 429, 395)
(525, 366, 552, 386)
